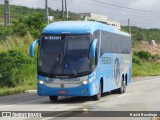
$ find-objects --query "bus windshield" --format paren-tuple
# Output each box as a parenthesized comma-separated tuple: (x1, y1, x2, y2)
(38, 35, 91, 77)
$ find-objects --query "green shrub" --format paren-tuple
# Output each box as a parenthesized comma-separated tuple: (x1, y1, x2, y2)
(0, 50, 34, 87)
(134, 50, 152, 60)
(0, 25, 13, 39)
(0, 12, 46, 39)
(132, 54, 142, 64)
(12, 22, 29, 37)
(22, 12, 46, 38)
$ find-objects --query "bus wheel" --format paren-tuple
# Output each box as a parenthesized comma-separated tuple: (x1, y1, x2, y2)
(92, 83, 101, 101)
(49, 96, 58, 101)
(111, 89, 117, 94)
(117, 79, 126, 94)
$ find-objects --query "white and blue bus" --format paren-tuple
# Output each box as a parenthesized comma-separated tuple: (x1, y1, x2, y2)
(30, 21, 132, 101)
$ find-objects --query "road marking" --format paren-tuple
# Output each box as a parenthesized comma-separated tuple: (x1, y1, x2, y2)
(0, 97, 47, 108)
(150, 85, 157, 88)
(42, 111, 71, 120)
(132, 78, 160, 85)
(118, 93, 130, 98)
(42, 117, 54, 120)
(25, 90, 37, 93)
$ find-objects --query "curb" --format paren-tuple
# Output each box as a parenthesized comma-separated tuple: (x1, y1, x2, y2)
(25, 90, 37, 93)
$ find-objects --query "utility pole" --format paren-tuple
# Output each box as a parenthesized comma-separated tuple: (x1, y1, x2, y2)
(65, 0, 68, 19)
(45, 0, 49, 24)
(4, 0, 10, 26)
(62, 0, 64, 19)
(128, 19, 131, 35)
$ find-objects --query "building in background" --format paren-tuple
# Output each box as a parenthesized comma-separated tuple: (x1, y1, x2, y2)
(79, 13, 121, 30)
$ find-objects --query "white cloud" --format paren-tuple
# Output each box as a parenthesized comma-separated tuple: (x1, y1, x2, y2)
(0, 0, 3, 4)
(129, 0, 159, 9)
(0, 0, 160, 28)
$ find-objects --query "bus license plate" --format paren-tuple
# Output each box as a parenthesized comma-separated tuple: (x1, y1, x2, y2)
(58, 90, 67, 94)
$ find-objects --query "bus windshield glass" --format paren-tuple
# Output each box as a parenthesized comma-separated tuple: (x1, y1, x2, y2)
(38, 35, 91, 77)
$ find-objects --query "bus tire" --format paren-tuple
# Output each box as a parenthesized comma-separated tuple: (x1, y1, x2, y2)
(117, 79, 126, 94)
(123, 80, 126, 93)
(49, 96, 58, 101)
(111, 89, 117, 94)
(92, 83, 101, 101)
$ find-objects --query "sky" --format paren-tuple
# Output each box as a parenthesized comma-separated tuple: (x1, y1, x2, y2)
(0, 0, 160, 28)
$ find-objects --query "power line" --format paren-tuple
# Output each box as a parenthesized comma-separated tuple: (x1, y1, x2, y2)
(120, 20, 160, 25)
(130, 22, 160, 25)
(91, 0, 160, 14)
(89, 2, 156, 17)
(102, 0, 149, 10)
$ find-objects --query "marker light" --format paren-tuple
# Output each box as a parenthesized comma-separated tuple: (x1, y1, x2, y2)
(88, 72, 96, 82)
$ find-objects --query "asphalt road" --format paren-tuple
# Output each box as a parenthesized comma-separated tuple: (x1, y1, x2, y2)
(0, 76, 160, 120)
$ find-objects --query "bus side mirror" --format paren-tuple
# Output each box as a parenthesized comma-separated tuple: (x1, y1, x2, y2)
(89, 39, 97, 58)
(89, 39, 97, 70)
(30, 40, 39, 57)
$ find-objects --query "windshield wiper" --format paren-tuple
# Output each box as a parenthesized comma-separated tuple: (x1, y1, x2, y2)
(70, 67, 77, 76)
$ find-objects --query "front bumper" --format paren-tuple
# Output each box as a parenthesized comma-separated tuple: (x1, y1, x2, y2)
(37, 82, 96, 96)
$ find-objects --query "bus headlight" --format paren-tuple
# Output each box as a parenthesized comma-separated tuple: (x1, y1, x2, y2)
(79, 73, 96, 85)
(82, 80, 88, 85)
(39, 80, 44, 84)
(78, 80, 88, 85)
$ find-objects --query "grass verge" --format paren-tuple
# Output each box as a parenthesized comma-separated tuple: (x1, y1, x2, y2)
(132, 62, 160, 77)
(0, 85, 36, 97)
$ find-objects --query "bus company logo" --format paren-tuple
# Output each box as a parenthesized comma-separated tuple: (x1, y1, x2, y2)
(59, 78, 80, 82)
(102, 57, 111, 64)
(65, 64, 69, 68)
(114, 58, 120, 86)
(46, 78, 55, 83)
(56, 76, 69, 78)
(60, 84, 64, 88)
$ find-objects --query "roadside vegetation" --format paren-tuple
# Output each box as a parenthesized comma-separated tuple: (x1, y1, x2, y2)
(0, 34, 37, 96)
(122, 26, 160, 42)
(0, 5, 160, 96)
(122, 26, 160, 77)
(132, 51, 160, 77)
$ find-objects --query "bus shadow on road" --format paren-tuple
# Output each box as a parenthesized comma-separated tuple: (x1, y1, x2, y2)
(44, 92, 112, 104)
(46, 96, 93, 104)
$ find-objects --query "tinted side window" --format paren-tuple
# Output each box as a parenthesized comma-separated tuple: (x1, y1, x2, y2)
(101, 31, 131, 54)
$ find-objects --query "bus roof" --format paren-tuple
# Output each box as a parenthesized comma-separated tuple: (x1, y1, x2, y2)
(41, 21, 130, 36)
